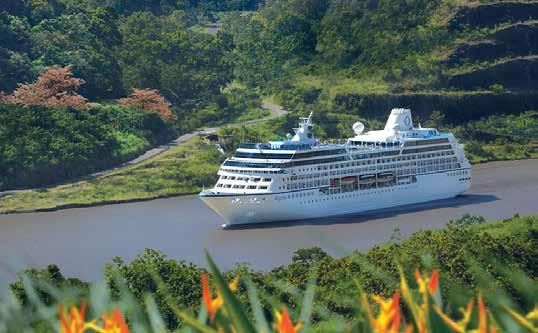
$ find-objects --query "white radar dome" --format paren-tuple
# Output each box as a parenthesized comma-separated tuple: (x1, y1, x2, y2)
(352, 122, 365, 135)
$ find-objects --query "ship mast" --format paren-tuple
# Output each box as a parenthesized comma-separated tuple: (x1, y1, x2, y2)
(291, 112, 314, 143)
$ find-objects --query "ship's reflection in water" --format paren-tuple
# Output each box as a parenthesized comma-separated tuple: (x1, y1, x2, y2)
(0, 160, 537, 283)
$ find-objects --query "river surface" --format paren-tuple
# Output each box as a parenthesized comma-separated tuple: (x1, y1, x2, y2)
(1, 159, 537, 283)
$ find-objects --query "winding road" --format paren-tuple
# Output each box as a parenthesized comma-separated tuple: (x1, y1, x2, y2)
(93, 102, 288, 175)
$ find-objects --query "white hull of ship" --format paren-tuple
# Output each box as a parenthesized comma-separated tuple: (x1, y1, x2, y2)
(199, 169, 471, 226)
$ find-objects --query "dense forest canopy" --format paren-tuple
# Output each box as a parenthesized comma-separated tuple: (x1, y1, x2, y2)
(0, 0, 245, 112)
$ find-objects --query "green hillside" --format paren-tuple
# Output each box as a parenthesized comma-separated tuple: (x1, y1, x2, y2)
(1, 0, 538, 191)
(223, 0, 538, 124)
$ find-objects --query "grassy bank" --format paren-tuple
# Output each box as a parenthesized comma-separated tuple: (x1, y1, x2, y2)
(0, 138, 223, 214)
(4, 214, 537, 331)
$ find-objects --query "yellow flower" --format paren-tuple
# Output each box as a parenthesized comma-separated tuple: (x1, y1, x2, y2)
(435, 294, 499, 333)
(201, 272, 239, 319)
(274, 307, 303, 333)
(362, 292, 401, 333)
(414, 269, 439, 296)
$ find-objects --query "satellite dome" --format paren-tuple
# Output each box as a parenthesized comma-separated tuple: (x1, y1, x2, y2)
(352, 122, 365, 135)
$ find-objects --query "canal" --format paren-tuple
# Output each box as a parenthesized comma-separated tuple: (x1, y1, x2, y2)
(1, 159, 537, 282)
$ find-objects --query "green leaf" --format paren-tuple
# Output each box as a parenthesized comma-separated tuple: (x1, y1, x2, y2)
(299, 272, 317, 329)
(205, 250, 257, 333)
(245, 275, 271, 333)
(177, 310, 218, 333)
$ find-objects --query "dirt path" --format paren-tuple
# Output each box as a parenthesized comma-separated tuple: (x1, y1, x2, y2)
(93, 101, 288, 175)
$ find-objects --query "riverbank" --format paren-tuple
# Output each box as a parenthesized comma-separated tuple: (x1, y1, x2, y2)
(0, 138, 221, 215)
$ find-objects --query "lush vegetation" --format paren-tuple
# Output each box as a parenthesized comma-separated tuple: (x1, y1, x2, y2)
(3, 214, 537, 331)
(221, 0, 538, 139)
(453, 111, 538, 163)
(0, 103, 174, 190)
(0, 0, 270, 190)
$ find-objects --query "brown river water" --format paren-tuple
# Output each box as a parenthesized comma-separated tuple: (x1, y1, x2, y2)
(0, 159, 537, 283)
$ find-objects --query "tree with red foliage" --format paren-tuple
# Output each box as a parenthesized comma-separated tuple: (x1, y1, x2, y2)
(3, 65, 88, 109)
(119, 88, 176, 121)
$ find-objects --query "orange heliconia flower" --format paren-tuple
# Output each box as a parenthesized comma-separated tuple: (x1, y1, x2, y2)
(59, 301, 130, 333)
(435, 294, 499, 333)
(59, 300, 93, 333)
(362, 292, 401, 333)
(274, 307, 303, 333)
(100, 308, 129, 333)
(201, 272, 239, 319)
(415, 269, 439, 295)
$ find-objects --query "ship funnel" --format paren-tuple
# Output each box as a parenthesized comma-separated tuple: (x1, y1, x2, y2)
(384, 108, 413, 131)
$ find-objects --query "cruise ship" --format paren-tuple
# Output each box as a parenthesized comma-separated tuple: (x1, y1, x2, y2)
(199, 108, 471, 227)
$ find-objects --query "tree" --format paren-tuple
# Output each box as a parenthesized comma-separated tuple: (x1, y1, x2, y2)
(3, 65, 89, 109)
(119, 89, 176, 121)
(0, 12, 34, 92)
(119, 12, 231, 108)
(29, 8, 124, 99)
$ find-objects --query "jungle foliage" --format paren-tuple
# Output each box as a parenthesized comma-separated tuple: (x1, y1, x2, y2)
(0, 104, 174, 190)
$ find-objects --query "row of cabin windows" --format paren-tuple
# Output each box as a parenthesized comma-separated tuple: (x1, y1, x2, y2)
(233, 149, 348, 160)
(448, 170, 469, 176)
(418, 163, 461, 173)
(223, 169, 281, 174)
(403, 144, 452, 154)
(219, 175, 272, 182)
(287, 152, 455, 182)
(216, 184, 268, 190)
(234, 147, 407, 162)
(286, 175, 419, 195)
(404, 137, 449, 146)
(418, 157, 458, 166)
(298, 185, 420, 203)
(350, 141, 401, 147)
(275, 184, 420, 202)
